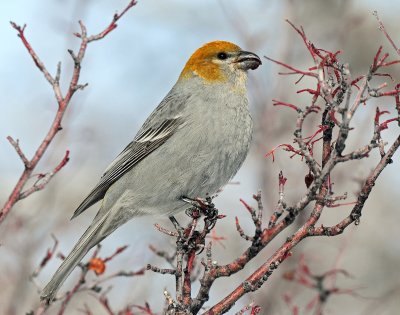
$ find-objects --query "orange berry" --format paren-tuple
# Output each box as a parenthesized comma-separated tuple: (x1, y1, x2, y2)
(88, 257, 106, 275)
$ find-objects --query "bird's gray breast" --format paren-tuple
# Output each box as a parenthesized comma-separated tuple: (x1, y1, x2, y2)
(177, 89, 253, 198)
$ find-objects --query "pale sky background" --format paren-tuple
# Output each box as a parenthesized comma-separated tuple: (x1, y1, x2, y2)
(1, 1, 400, 314)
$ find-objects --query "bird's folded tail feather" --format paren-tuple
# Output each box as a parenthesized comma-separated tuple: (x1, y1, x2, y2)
(40, 213, 109, 304)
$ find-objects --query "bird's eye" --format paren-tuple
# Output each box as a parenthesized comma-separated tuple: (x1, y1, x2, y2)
(217, 52, 228, 60)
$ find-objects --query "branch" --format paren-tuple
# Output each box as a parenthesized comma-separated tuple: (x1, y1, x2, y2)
(30, 242, 144, 315)
(19, 150, 70, 200)
(373, 11, 400, 56)
(7, 136, 30, 168)
(201, 18, 400, 314)
(0, 0, 137, 224)
(29, 13, 400, 315)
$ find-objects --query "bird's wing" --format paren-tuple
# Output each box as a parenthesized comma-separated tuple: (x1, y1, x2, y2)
(71, 115, 184, 219)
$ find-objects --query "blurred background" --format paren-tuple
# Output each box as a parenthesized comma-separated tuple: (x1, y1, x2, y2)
(1, 0, 400, 314)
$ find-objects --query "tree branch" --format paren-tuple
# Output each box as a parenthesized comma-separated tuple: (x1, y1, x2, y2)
(0, 0, 138, 224)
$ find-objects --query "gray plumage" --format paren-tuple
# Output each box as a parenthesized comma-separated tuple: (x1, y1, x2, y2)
(40, 41, 261, 303)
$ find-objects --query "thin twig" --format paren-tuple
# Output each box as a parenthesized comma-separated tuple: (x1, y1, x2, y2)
(0, 0, 137, 225)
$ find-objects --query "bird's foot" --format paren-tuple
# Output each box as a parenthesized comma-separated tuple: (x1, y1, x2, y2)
(181, 195, 219, 232)
(181, 196, 217, 220)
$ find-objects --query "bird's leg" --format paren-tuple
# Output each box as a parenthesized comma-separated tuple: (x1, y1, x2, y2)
(180, 195, 220, 254)
(169, 216, 184, 237)
(181, 196, 199, 208)
(203, 196, 218, 226)
(181, 197, 202, 219)
(196, 196, 219, 232)
(181, 195, 218, 221)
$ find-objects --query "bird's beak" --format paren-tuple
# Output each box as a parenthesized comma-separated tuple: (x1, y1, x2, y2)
(234, 51, 262, 70)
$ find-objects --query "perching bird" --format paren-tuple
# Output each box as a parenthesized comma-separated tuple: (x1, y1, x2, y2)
(41, 40, 261, 302)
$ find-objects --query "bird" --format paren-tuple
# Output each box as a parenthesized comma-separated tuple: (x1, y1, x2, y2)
(40, 40, 261, 303)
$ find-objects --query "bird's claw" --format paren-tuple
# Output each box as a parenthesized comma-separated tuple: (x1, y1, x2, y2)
(181, 196, 217, 220)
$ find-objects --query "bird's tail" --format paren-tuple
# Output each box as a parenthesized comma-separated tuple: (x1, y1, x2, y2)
(40, 214, 108, 304)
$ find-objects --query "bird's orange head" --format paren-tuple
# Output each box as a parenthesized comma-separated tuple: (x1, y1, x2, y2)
(179, 41, 261, 83)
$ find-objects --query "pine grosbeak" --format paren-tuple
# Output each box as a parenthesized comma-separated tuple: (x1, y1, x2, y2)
(41, 40, 261, 302)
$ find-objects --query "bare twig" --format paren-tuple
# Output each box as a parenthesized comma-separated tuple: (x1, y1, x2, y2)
(0, 0, 138, 224)
(201, 18, 400, 314)
(373, 11, 400, 56)
(30, 242, 144, 315)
